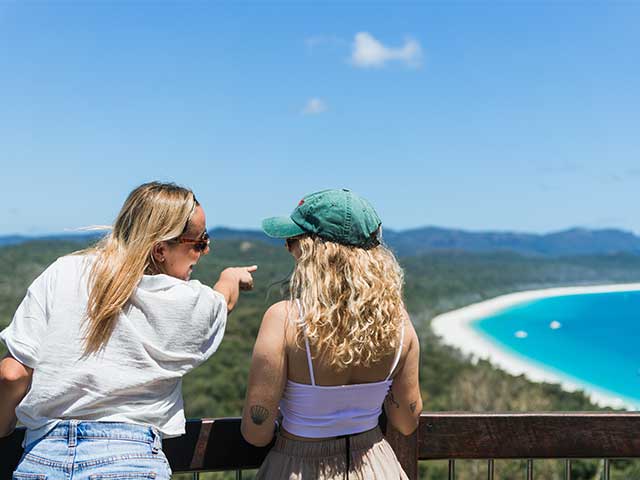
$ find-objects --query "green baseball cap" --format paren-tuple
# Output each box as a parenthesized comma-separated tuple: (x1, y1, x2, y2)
(262, 189, 382, 247)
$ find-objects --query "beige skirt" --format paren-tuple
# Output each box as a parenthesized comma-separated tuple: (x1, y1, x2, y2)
(255, 426, 409, 480)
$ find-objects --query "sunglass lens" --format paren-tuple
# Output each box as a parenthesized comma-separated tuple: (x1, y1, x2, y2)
(196, 238, 210, 252)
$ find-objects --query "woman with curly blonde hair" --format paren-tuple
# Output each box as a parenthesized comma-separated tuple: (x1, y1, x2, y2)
(242, 189, 421, 479)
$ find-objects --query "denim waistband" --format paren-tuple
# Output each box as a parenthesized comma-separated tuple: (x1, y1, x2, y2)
(44, 421, 162, 450)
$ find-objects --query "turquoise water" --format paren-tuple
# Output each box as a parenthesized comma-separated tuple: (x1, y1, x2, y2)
(474, 290, 640, 406)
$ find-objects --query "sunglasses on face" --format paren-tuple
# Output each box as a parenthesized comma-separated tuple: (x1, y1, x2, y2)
(285, 236, 304, 250)
(173, 231, 211, 252)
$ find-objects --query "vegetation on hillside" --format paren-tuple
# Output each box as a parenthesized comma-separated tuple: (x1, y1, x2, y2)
(2, 239, 640, 478)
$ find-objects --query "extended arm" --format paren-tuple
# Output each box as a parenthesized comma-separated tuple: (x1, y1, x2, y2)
(213, 266, 257, 312)
(384, 313, 422, 436)
(0, 354, 32, 437)
(240, 302, 288, 447)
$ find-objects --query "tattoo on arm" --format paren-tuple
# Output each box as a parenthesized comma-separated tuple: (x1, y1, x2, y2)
(385, 391, 400, 409)
(250, 405, 269, 425)
(409, 401, 417, 413)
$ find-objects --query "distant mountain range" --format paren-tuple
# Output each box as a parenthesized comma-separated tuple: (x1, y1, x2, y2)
(2, 226, 640, 257)
(381, 227, 640, 257)
(0, 233, 103, 248)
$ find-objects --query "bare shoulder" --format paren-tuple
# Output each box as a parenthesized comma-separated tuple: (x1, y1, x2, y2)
(401, 307, 419, 354)
(260, 300, 297, 334)
(263, 300, 294, 322)
(251, 302, 293, 358)
(264, 300, 290, 317)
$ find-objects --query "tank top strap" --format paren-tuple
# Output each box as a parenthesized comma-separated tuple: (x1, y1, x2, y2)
(386, 319, 406, 381)
(295, 299, 316, 386)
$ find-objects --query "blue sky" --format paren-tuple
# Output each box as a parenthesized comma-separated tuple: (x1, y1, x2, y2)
(1, 1, 639, 235)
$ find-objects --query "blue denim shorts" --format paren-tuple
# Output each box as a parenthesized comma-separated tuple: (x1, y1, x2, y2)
(13, 421, 172, 480)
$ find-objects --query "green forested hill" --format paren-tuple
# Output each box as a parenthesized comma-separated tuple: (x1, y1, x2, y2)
(3, 239, 640, 478)
(5, 239, 640, 414)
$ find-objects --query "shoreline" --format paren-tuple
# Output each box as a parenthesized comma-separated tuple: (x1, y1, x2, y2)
(431, 283, 640, 410)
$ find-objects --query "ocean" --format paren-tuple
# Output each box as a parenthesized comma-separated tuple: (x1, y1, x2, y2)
(474, 290, 640, 408)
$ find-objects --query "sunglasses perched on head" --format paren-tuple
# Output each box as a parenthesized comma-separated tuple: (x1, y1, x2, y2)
(173, 231, 210, 252)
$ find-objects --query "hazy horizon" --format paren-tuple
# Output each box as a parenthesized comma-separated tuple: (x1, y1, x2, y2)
(3, 223, 640, 239)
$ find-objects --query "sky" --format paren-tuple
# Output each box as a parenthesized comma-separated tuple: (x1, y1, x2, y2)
(1, 1, 639, 236)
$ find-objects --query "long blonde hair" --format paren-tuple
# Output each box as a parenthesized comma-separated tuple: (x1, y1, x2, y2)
(290, 236, 405, 370)
(79, 182, 198, 355)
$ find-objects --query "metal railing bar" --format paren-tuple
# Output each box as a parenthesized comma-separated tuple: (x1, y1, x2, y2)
(565, 459, 571, 480)
(448, 459, 455, 480)
(236, 470, 243, 480)
(487, 459, 494, 480)
(603, 459, 610, 480)
(192, 473, 199, 480)
(526, 459, 533, 480)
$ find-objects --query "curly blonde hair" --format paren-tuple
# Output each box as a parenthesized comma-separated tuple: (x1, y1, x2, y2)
(289, 236, 405, 370)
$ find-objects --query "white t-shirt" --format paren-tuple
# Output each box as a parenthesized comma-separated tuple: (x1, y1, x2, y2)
(0, 254, 227, 447)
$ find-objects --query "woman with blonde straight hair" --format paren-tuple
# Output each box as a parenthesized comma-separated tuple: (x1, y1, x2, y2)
(0, 181, 256, 480)
(242, 189, 421, 479)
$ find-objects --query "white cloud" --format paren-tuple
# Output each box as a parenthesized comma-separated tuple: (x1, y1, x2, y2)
(351, 32, 423, 69)
(302, 98, 328, 115)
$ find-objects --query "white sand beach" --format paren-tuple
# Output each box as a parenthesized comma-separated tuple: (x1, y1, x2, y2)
(431, 284, 640, 410)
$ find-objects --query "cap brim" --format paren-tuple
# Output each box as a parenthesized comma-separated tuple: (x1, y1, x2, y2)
(261, 216, 306, 239)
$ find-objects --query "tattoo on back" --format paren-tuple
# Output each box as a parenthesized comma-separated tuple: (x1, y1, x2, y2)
(410, 401, 417, 413)
(385, 391, 400, 409)
(250, 405, 269, 425)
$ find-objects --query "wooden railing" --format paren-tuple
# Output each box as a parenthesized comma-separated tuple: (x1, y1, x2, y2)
(3, 413, 640, 479)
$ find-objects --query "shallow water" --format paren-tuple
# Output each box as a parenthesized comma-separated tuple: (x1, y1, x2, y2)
(474, 290, 640, 407)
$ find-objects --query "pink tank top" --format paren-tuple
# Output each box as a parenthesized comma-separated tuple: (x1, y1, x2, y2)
(279, 300, 405, 438)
